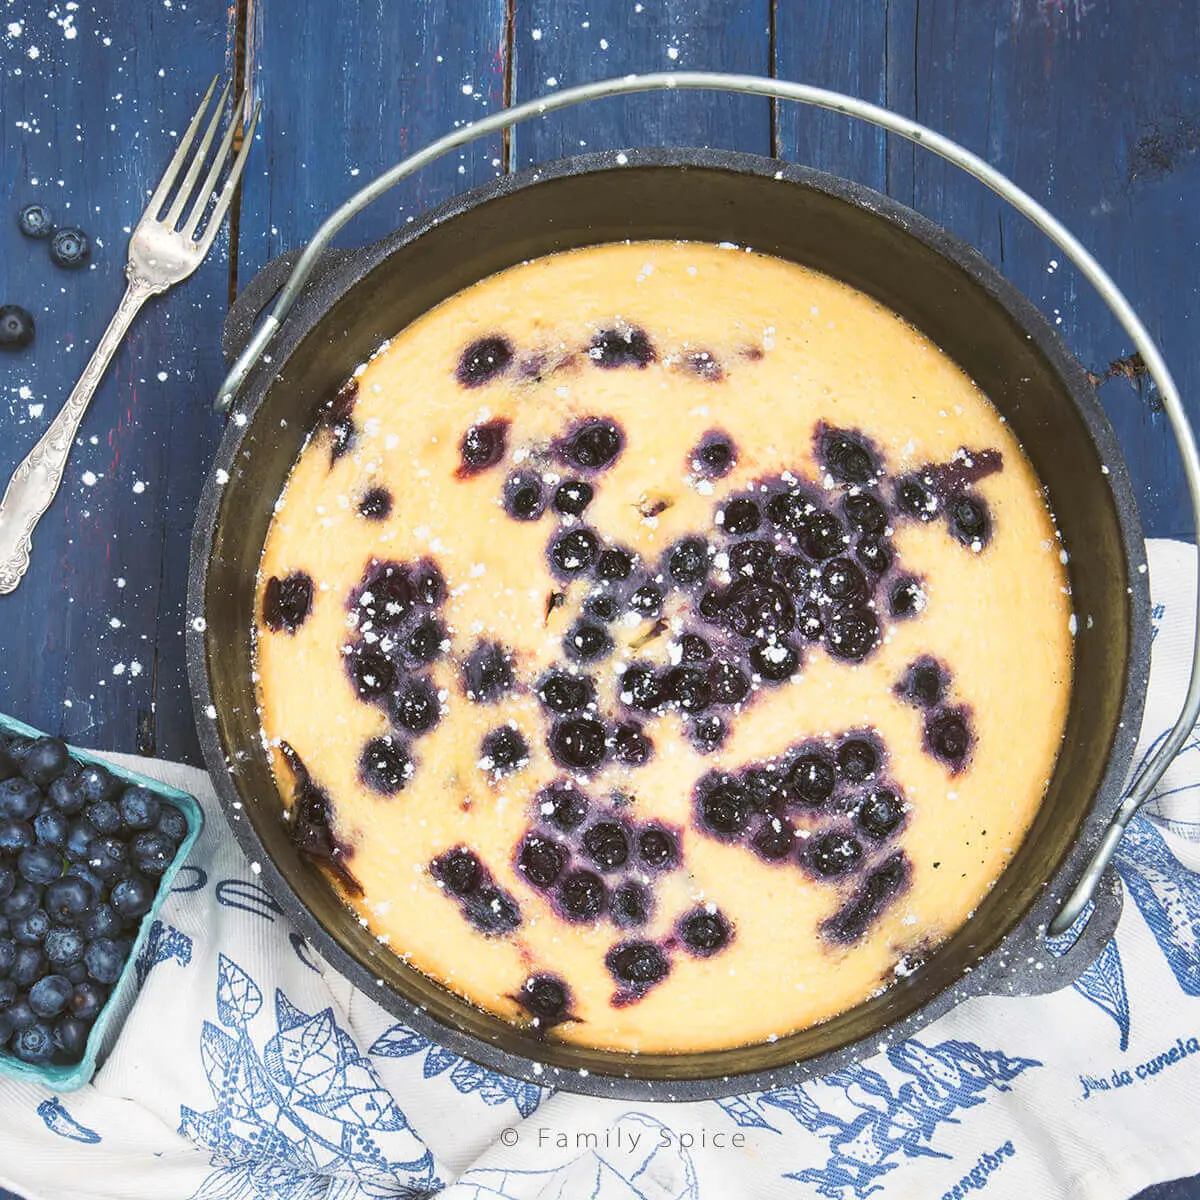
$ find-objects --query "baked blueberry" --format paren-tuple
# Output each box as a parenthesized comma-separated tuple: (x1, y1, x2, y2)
(819, 427, 879, 484)
(698, 589, 724, 620)
(796, 510, 849, 561)
(743, 767, 784, 813)
(595, 547, 634, 580)
(696, 776, 751, 840)
(807, 831, 864, 878)
(465, 887, 522, 936)
(407, 620, 446, 664)
(517, 973, 571, 1027)
(354, 564, 413, 629)
(20, 738, 70, 788)
(692, 432, 736, 478)
(589, 326, 655, 369)
(668, 538, 709, 585)
(897, 658, 946, 708)
(481, 727, 529, 775)
(556, 869, 607, 922)
(620, 664, 664, 711)
(553, 479, 594, 516)
(677, 906, 733, 957)
(637, 826, 679, 871)
(562, 418, 624, 471)
(537, 672, 594, 715)
(822, 852, 909, 943)
(786, 752, 836, 807)
(843, 492, 887, 534)
(949, 493, 990, 547)
(821, 558, 867, 603)
(896, 475, 938, 520)
(684, 349, 723, 380)
(463, 641, 514, 703)
(855, 788, 905, 840)
(855, 535, 893, 575)
(504, 472, 546, 521)
(610, 882, 652, 928)
(516, 834, 567, 889)
(612, 723, 654, 766)
(797, 602, 825, 641)
(358, 736, 413, 795)
(548, 718, 608, 772)
(584, 593, 620, 623)
(17, 203, 54, 239)
(628, 584, 663, 618)
(347, 644, 396, 701)
(605, 940, 669, 996)
(325, 381, 357, 464)
(581, 821, 629, 872)
(110, 875, 153, 920)
(680, 633, 712, 662)
(357, 486, 393, 520)
(751, 817, 795, 862)
(431, 846, 482, 896)
(130, 831, 174, 878)
(728, 539, 774, 580)
(390, 677, 441, 735)
(29, 977, 71, 1022)
(837, 736, 880, 782)
(538, 784, 589, 832)
(749, 639, 800, 682)
(458, 419, 509, 475)
(889, 577, 926, 619)
(414, 562, 446, 607)
(721, 579, 795, 640)
(550, 528, 600, 576)
(925, 707, 973, 772)
(720, 497, 761, 536)
(709, 660, 750, 706)
(456, 335, 514, 387)
(691, 713, 727, 752)
(0, 305, 35, 351)
(663, 666, 712, 714)
(825, 607, 879, 661)
(117, 785, 160, 831)
(766, 489, 815, 534)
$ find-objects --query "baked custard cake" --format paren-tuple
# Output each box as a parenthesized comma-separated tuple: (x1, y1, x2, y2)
(253, 241, 1073, 1054)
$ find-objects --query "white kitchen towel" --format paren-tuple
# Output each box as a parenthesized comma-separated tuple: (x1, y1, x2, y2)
(2, 538, 1199, 1200)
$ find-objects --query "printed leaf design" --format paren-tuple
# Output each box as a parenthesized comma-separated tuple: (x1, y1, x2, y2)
(422, 1045, 459, 1079)
(1072, 937, 1131, 1050)
(369, 1025, 431, 1059)
(715, 1095, 779, 1131)
(216, 953, 263, 1027)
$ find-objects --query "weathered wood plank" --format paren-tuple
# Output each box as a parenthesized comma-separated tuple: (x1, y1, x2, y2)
(0, 4, 236, 762)
(775, 0, 1200, 538)
(236, 0, 510, 275)
(510, 0, 772, 164)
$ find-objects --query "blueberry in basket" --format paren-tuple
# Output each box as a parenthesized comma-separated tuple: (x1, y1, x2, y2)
(0, 730, 196, 1073)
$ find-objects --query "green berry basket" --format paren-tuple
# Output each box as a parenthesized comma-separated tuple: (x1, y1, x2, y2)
(0, 712, 204, 1091)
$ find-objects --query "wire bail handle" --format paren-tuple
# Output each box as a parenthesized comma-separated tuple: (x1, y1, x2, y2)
(216, 72, 1200, 937)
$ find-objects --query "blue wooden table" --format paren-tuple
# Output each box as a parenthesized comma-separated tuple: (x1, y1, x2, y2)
(0, 2, 1198, 1195)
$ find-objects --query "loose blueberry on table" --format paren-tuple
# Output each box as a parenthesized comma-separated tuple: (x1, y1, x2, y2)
(0, 736, 188, 1066)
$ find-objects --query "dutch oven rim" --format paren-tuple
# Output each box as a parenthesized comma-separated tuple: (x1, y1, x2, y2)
(187, 146, 1151, 1101)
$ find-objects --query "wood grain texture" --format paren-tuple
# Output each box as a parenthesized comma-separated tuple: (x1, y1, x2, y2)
(0, 4, 235, 762)
(775, 0, 1200, 537)
(510, 0, 772, 162)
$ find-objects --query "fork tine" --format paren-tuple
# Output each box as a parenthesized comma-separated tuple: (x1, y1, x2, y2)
(194, 98, 261, 251)
(181, 86, 246, 238)
(145, 75, 220, 219)
(165, 78, 233, 228)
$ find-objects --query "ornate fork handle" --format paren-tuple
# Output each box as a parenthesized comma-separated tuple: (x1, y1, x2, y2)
(0, 276, 157, 594)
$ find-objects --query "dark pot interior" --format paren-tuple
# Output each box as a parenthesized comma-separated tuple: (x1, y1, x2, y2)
(188, 150, 1149, 1099)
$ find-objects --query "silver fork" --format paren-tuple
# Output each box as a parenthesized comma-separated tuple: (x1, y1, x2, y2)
(0, 77, 261, 594)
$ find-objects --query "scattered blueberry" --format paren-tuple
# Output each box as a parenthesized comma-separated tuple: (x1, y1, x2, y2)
(556, 870, 606, 922)
(358, 736, 413, 795)
(346, 648, 393, 707)
(751, 817, 795, 861)
(692, 432, 736, 478)
(357, 486, 393, 520)
(668, 538, 709, 586)
(553, 479, 594, 516)
(588, 326, 655, 369)
(720, 497, 761, 536)
(537, 672, 594, 716)
(678, 907, 733, 956)
(821, 558, 867, 603)
(807, 831, 864, 878)
(458, 419, 509, 476)
(481, 727, 529, 775)
(855, 788, 905, 840)
(721, 579, 795, 639)
(584, 593, 620, 622)
(516, 834, 567, 890)
(0, 305, 35, 352)
(263, 572, 314, 633)
(48, 227, 90, 269)
(611, 881, 652, 928)
(549, 528, 600, 576)
(517, 973, 570, 1027)
(709, 660, 751, 706)
(562, 418, 624, 471)
(503, 472, 546, 521)
(797, 510, 849, 560)
(354, 562, 414, 629)
(595, 547, 634, 581)
(325, 380, 357, 463)
(548, 718, 607, 772)
(456, 335, 514, 387)
(413, 562, 446, 609)
(628, 583, 662, 617)
(797, 602, 825, 641)
(17, 203, 54, 239)
(463, 641, 514, 703)
(728, 539, 775, 581)
(619, 664, 663, 711)
(684, 350, 723, 380)
(925, 707, 973, 773)
(663, 665, 713, 713)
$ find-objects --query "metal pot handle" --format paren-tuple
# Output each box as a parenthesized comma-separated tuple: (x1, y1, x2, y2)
(215, 71, 1200, 938)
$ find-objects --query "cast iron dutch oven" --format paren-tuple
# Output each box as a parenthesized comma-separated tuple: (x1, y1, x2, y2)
(187, 148, 1150, 1100)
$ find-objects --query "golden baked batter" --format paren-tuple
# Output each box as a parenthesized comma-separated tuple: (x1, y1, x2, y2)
(253, 241, 1073, 1054)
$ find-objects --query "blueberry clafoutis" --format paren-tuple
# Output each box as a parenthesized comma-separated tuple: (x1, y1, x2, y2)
(254, 242, 1073, 1055)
